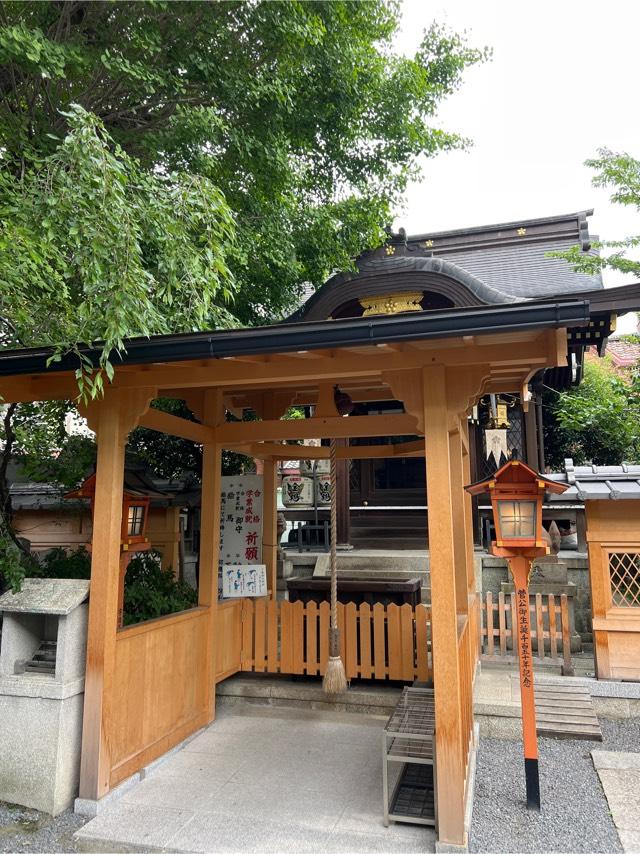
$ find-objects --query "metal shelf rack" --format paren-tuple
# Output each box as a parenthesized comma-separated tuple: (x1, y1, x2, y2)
(383, 686, 437, 828)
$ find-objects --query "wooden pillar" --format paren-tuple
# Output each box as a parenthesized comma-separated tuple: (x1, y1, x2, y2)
(449, 425, 469, 617)
(198, 390, 224, 720)
(262, 457, 278, 598)
(461, 419, 480, 668)
(335, 438, 351, 547)
(524, 398, 539, 470)
(423, 365, 466, 846)
(78, 388, 155, 800)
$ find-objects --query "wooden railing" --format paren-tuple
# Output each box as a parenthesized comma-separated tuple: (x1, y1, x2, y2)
(234, 599, 432, 682)
(479, 591, 572, 671)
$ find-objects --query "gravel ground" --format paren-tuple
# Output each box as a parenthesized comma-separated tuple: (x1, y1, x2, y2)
(1, 719, 638, 853)
(470, 718, 640, 854)
(0, 802, 86, 853)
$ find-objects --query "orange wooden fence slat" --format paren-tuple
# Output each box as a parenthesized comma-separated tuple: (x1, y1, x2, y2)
(387, 604, 402, 680)
(337, 602, 346, 665)
(373, 603, 386, 679)
(561, 593, 572, 673)
(548, 594, 558, 659)
(267, 598, 278, 672)
(319, 601, 330, 673)
(400, 603, 415, 681)
(345, 602, 358, 680)
(359, 603, 372, 679)
(280, 600, 293, 674)
(305, 600, 318, 676)
(498, 592, 507, 657)
(535, 592, 545, 659)
(253, 599, 266, 672)
(509, 592, 517, 656)
(486, 591, 494, 657)
(241, 599, 254, 670)
(291, 600, 305, 675)
(415, 604, 429, 681)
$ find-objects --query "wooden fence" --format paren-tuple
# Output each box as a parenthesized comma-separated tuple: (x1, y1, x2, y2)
(235, 599, 433, 682)
(479, 591, 572, 672)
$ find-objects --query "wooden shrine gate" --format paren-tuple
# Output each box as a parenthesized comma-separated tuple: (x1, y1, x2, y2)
(215, 599, 433, 682)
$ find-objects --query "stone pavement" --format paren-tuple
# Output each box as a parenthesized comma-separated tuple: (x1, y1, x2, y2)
(592, 751, 640, 853)
(74, 704, 436, 853)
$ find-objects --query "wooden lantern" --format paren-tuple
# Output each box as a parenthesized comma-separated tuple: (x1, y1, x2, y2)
(466, 460, 567, 811)
(65, 474, 152, 626)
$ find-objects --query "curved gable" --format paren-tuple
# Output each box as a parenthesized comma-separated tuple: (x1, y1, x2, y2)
(291, 254, 517, 323)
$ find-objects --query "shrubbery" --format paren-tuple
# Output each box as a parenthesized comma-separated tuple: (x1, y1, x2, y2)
(32, 547, 196, 626)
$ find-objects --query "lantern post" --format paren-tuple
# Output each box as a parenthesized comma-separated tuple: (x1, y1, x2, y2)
(66, 476, 152, 627)
(466, 460, 567, 810)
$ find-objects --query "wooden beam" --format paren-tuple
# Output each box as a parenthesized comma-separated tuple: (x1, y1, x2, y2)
(79, 388, 152, 801)
(198, 389, 224, 723)
(138, 408, 215, 443)
(225, 438, 426, 460)
(422, 365, 466, 846)
(217, 413, 418, 444)
(262, 458, 278, 599)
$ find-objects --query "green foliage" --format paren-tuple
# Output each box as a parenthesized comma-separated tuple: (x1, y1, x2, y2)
(29, 546, 197, 626)
(122, 551, 197, 628)
(0, 516, 36, 592)
(0, 1, 487, 329)
(543, 358, 640, 467)
(33, 545, 91, 580)
(552, 149, 640, 278)
(0, 106, 235, 396)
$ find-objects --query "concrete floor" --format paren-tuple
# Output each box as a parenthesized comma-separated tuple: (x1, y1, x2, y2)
(75, 705, 435, 853)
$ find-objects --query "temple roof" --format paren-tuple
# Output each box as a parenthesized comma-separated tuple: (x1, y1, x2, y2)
(290, 210, 602, 322)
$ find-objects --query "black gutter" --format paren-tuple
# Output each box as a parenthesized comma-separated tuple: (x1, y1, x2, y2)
(0, 298, 590, 377)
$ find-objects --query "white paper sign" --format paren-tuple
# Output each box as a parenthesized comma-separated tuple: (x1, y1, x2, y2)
(218, 475, 264, 597)
(222, 564, 267, 598)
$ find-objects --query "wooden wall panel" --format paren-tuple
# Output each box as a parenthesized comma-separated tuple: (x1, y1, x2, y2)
(109, 608, 210, 788)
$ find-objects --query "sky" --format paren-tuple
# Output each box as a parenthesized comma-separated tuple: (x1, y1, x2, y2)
(393, 0, 639, 331)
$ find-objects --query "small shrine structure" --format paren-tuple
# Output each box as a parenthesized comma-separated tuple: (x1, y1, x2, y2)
(0, 211, 638, 847)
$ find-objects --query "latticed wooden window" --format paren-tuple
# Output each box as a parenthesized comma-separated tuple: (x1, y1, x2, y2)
(608, 552, 640, 608)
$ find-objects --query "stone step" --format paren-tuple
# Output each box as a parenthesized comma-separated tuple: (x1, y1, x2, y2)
(216, 672, 402, 717)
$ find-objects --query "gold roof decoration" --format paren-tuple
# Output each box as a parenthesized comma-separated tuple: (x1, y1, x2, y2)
(359, 292, 423, 317)
(423, 239, 434, 248)
(517, 227, 527, 236)
(384, 244, 396, 256)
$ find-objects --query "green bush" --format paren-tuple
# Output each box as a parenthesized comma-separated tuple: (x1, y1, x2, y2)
(32, 547, 197, 626)
(122, 552, 198, 627)
(35, 546, 91, 579)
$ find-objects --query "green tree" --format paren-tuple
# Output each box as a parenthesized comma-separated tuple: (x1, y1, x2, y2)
(554, 149, 640, 277)
(0, 1, 487, 589)
(0, 0, 487, 326)
(543, 358, 640, 467)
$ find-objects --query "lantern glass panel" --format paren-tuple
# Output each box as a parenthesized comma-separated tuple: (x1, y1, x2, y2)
(497, 499, 536, 540)
(127, 504, 145, 537)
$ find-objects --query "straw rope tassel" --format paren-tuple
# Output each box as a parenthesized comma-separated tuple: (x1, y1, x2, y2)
(322, 438, 347, 694)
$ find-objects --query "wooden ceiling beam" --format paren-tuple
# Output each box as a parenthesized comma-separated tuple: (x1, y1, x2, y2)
(217, 413, 419, 443)
(137, 408, 215, 444)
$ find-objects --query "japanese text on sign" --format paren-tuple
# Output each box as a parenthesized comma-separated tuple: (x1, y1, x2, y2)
(517, 587, 532, 689)
(218, 475, 263, 596)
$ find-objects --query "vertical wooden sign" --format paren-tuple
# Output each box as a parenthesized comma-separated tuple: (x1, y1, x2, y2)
(509, 554, 540, 811)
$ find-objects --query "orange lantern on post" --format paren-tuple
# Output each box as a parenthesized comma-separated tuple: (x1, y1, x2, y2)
(65, 475, 151, 627)
(466, 460, 567, 810)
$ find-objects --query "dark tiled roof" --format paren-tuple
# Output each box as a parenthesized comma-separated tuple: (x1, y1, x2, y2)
(405, 210, 602, 298)
(290, 210, 603, 321)
(426, 237, 600, 299)
(548, 458, 640, 501)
